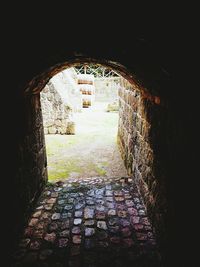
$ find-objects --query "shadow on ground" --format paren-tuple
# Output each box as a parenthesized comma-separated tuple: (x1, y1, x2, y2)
(12, 176, 161, 267)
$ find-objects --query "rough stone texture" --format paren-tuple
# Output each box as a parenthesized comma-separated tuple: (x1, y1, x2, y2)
(9, 41, 195, 267)
(11, 177, 160, 267)
(117, 78, 167, 251)
(12, 71, 169, 266)
(40, 70, 75, 135)
(15, 94, 48, 243)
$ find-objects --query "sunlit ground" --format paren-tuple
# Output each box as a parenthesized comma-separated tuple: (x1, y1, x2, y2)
(45, 102, 127, 182)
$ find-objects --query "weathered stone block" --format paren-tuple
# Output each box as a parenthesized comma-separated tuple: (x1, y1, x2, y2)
(48, 126, 57, 134)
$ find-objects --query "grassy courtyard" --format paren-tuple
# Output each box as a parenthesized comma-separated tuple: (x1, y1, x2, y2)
(45, 102, 126, 182)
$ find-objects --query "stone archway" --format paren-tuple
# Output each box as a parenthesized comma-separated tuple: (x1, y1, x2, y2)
(22, 58, 160, 203)
(14, 56, 169, 266)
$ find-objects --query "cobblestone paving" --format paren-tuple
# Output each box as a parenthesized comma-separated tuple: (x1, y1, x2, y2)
(12, 177, 161, 267)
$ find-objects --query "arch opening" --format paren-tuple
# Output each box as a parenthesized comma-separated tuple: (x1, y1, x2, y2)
(13, 57, 166, 267)
(40, 64, 128, 181)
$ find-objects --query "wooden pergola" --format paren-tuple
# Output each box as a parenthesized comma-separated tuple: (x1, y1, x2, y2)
(74, 64, 120, 78)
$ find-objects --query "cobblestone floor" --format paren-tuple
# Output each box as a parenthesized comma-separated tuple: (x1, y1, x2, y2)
(12, 177, 161, 267)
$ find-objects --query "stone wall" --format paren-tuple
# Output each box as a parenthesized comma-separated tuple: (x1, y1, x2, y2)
(41, 82, 73, 134)
(60, 68, 82, 112)
(8, 29, 195, 265)
(40, 68, 79, 134)
(14, 94, 48, 241)
(117, 78, 167, 246)
(94, 77, 120, 102)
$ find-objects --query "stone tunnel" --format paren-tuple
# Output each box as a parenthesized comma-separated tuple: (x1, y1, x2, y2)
(9, 57, 170, 266)
(6, 33, 196, 267)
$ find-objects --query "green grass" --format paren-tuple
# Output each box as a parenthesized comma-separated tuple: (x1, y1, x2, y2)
(45, 103, 119, 181)
(46, 135, 78, 157)
(48, 159, 108, 181)
(95, 167, 107, 176)
(48, 169, 68, 181)
(87, 162, 107, 176)
(48, 158, 82, 181)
